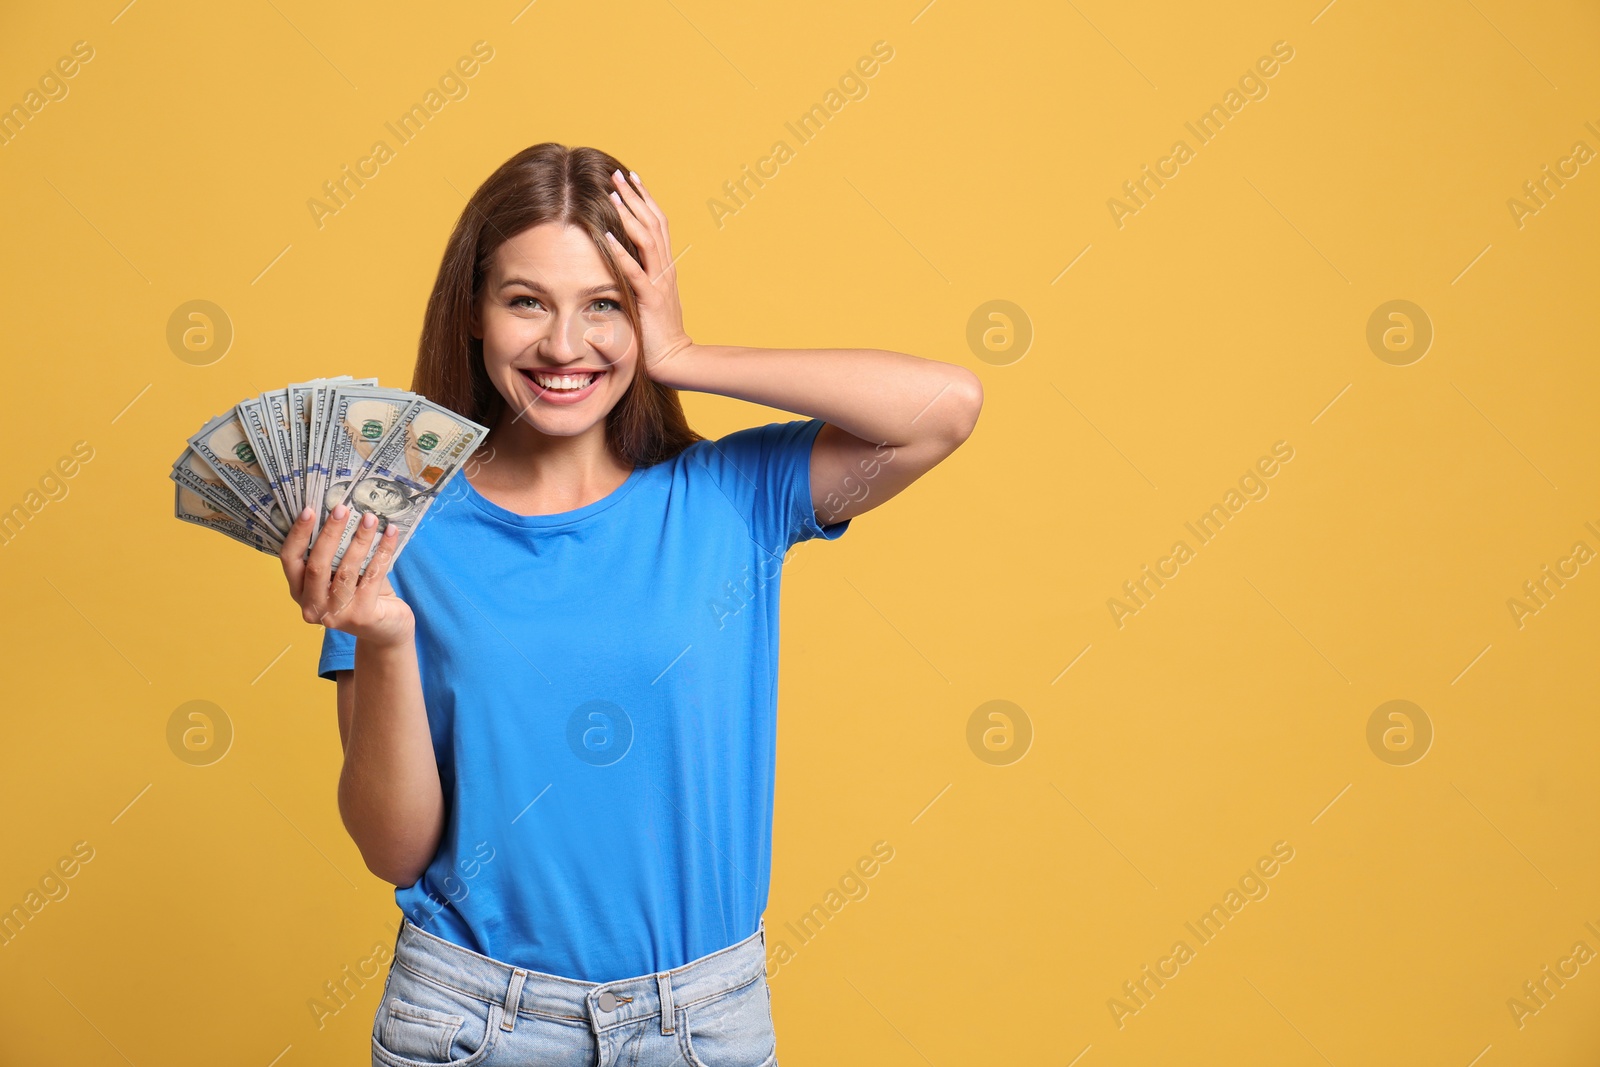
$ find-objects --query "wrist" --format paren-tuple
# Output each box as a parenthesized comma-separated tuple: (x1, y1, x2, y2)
(348, 619, 416, 656)
(647, 337, 700, 389)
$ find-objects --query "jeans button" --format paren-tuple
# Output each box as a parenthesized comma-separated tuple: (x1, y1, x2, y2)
(598, 991, 619, 1012)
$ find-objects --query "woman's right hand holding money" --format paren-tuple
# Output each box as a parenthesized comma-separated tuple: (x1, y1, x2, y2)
(280, 504, 414, 648)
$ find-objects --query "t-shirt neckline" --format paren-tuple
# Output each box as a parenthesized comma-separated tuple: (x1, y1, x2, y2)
(460, 463, 646, 528)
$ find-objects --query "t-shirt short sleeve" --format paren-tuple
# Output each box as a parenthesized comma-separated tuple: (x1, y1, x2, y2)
(694, 417, 851, 558)
(317, 626, 356, 682)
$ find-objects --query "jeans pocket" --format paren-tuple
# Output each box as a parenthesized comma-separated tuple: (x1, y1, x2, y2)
(678, 974, 778, 1067)
(384, 999, 463, 1060)
(372, 962, 501, 1067)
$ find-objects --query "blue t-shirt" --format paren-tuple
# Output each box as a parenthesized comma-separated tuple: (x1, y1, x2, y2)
(317, 417, 849, 982)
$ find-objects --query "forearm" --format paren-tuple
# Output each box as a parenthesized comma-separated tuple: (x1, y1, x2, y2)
(651, 343, 979, 447)
(338, 637, 443, 886)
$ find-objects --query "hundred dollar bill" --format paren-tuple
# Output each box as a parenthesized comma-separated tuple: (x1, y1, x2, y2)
(170, 445, 278, 537)
(187, 410, 292, 536)
(260, 388, 302, 516)
(237, 397, 294, 522)
(286, 380, 328, 517)
(289, 379, 337, 519)
(311, 385, 420, 546)
(305, 376, 380, 531)
(303, 380, 335, 523)
(174, 481, 281, 554)
(326, 398, 490, 572)
(303, 380, 336, 517)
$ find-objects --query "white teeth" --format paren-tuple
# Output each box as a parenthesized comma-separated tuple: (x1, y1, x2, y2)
(529, 372, 597, 391)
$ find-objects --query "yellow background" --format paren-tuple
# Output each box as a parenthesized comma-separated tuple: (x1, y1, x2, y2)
(2, 0, 1597, 1063)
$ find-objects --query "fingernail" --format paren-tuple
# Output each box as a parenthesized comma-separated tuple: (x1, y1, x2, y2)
(298, 506, 313, 522)
(604, 230, 616, 242)
(332, 503, 348, 519)
(385, 524, 398, 538)
(361, 511, 377, 529)
(629, 170, 640, 184)
(612, 168, 622, 180)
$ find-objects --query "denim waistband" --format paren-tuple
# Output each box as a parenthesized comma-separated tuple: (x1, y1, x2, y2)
(390, 918, 768, 1035)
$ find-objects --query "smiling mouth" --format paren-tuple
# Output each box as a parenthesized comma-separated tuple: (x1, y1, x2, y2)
(519, 367, 605, 392)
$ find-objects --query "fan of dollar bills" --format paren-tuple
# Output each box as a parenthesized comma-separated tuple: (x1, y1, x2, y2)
(171, 376, 490, 573)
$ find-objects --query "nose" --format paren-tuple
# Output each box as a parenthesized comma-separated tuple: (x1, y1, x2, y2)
(544, 307, 583, 362)
(544, 307, 614, 364)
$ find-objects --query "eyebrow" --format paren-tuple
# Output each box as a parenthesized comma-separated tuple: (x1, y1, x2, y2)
(498, 277, 620, 297)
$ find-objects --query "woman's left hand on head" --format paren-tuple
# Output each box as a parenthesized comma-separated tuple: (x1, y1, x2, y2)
(605, 169, 695, 375)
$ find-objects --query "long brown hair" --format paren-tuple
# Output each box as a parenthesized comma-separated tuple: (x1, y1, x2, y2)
(412, 142, 703, 467)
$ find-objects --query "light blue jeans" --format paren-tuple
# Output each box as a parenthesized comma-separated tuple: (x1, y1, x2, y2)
(370, 917, 778, 1066)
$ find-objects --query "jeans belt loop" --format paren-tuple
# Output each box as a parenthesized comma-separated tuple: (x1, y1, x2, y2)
(501, 968, 528, 1033)
(657, 972, 675, 1035)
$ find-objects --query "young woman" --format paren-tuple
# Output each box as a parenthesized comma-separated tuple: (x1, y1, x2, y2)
(279, 143, 981, 1066)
